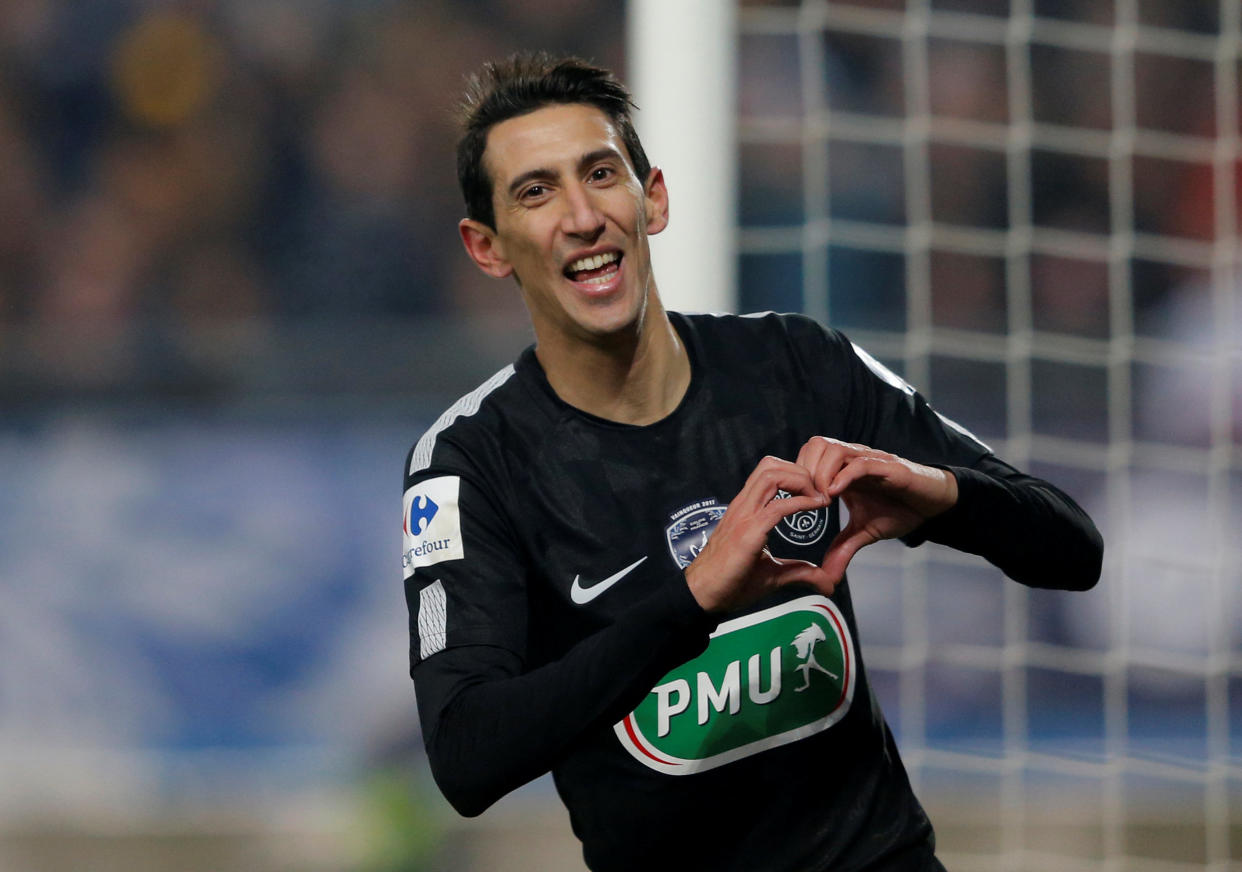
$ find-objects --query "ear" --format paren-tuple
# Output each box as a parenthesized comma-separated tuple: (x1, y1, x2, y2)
(643, 167, 669, 235)
(458, 218, 513, 279)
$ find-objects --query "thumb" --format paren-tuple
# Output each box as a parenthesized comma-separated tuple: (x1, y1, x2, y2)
(820, 523, 875, 585)
(765, 552, 836, 592)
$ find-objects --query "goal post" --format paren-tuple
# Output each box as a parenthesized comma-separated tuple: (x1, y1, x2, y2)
(627, 0, 738, 315)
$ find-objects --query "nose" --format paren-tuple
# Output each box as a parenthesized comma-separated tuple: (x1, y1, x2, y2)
(560, 181, 605, 241)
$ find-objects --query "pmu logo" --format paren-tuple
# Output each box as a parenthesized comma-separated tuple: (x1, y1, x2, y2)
(665, 498, 727, 569)
(405, 494, 439, 536)
(615, 595, 855, 775)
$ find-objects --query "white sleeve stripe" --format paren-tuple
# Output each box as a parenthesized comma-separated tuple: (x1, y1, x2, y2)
(936, 410, 993, 453)
(850, 341, 915, 397)
(851, 340, 992, 454)
(418, 579, 447, 659)
(410, 364, 516, 474)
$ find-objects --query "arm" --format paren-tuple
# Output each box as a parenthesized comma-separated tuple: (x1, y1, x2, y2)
(414, 580, 714, 817)
(786, 327, 1102, 591)
(904, 453, 1103, 590)
(793, 436, 1101, 590)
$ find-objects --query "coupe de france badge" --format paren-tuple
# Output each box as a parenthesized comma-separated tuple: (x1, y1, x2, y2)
(403, 476, 464, 577)
(665, 498, 727, 569)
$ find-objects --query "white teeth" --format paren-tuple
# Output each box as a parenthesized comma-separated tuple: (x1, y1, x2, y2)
(568, 251, 619, 273)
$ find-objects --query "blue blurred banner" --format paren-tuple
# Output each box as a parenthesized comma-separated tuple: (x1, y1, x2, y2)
(0, 407, 421, 797)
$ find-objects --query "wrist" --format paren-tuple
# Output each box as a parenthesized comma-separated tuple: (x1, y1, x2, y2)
(684, 563, 726, 614)
(933, 467, 959, 516)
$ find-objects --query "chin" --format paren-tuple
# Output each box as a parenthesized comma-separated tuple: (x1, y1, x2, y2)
(582, 299, 647, 338)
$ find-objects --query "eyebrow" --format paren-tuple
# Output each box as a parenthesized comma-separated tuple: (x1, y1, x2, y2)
(505, 147, 625, 199)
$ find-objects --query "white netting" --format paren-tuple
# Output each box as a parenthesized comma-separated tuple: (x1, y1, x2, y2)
(737, 1, 1241, 868)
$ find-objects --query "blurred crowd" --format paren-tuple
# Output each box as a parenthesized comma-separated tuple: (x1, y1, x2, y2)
(0, 0, 1237, 408)
(0, 0, 623, 376)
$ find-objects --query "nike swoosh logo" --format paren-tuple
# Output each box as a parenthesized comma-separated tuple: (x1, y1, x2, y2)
(570, 556, 648, 605)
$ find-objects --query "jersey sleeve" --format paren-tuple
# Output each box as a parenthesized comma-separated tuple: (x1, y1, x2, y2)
(836, 332, 993, 469)
(412, 582, 715, 817)
(403, 447, 527, 670)
(790, 319, 1102, 592)
(903, 453, 1103, 590)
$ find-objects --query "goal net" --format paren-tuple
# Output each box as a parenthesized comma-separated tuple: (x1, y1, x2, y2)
(736, 1, 1242, 869)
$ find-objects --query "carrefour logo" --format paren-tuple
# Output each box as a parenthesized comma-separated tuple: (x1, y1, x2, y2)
(405, 494, 439, 536)
(615, 595, 854, 775)
(402, 476, 464, 577)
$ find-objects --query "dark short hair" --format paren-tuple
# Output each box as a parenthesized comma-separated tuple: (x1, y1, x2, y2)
(456, 53, 652, 229)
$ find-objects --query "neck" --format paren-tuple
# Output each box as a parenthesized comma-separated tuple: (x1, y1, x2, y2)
(533, 299, 690, 426)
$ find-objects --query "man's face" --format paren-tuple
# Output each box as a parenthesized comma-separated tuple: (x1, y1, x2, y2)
(462, 103, 668, 345)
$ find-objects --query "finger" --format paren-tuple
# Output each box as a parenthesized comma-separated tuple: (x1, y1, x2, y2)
(772, 565, 837, 596)
(827, 456, 897, 496)
(794, 436, 829, 473)
(820, 524, 876, 584)
(798, 436, 855, 497)
(796, 435, 859, 463)
(760, 493, 826, 528)
(737, 456, 822, 513)
(763, 553, 837, 594)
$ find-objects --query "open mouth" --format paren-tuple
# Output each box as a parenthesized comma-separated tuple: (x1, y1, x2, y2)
(564, 251, 622, 286)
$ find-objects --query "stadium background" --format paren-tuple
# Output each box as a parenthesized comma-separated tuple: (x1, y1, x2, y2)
(0, 0, 1238, 870)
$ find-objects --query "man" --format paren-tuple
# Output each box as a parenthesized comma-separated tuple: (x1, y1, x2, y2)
(403, 53, 1102, 871)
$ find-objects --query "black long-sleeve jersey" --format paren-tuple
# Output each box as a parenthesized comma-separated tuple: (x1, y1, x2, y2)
(402, 311, 1102, 872)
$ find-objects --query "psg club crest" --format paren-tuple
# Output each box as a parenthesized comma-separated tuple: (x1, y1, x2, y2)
(665, 498, 727, 569)
(772, 489, 828, 546)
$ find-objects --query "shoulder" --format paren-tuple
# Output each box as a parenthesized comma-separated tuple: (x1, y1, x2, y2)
(674, 310, 853, 372)
(406, 362, 533, 481)
(676, 309, 846, 345)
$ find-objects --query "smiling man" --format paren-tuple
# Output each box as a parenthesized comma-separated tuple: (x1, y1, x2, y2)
(402, 54, 1103, 872)
(456, 98, 687, 424)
